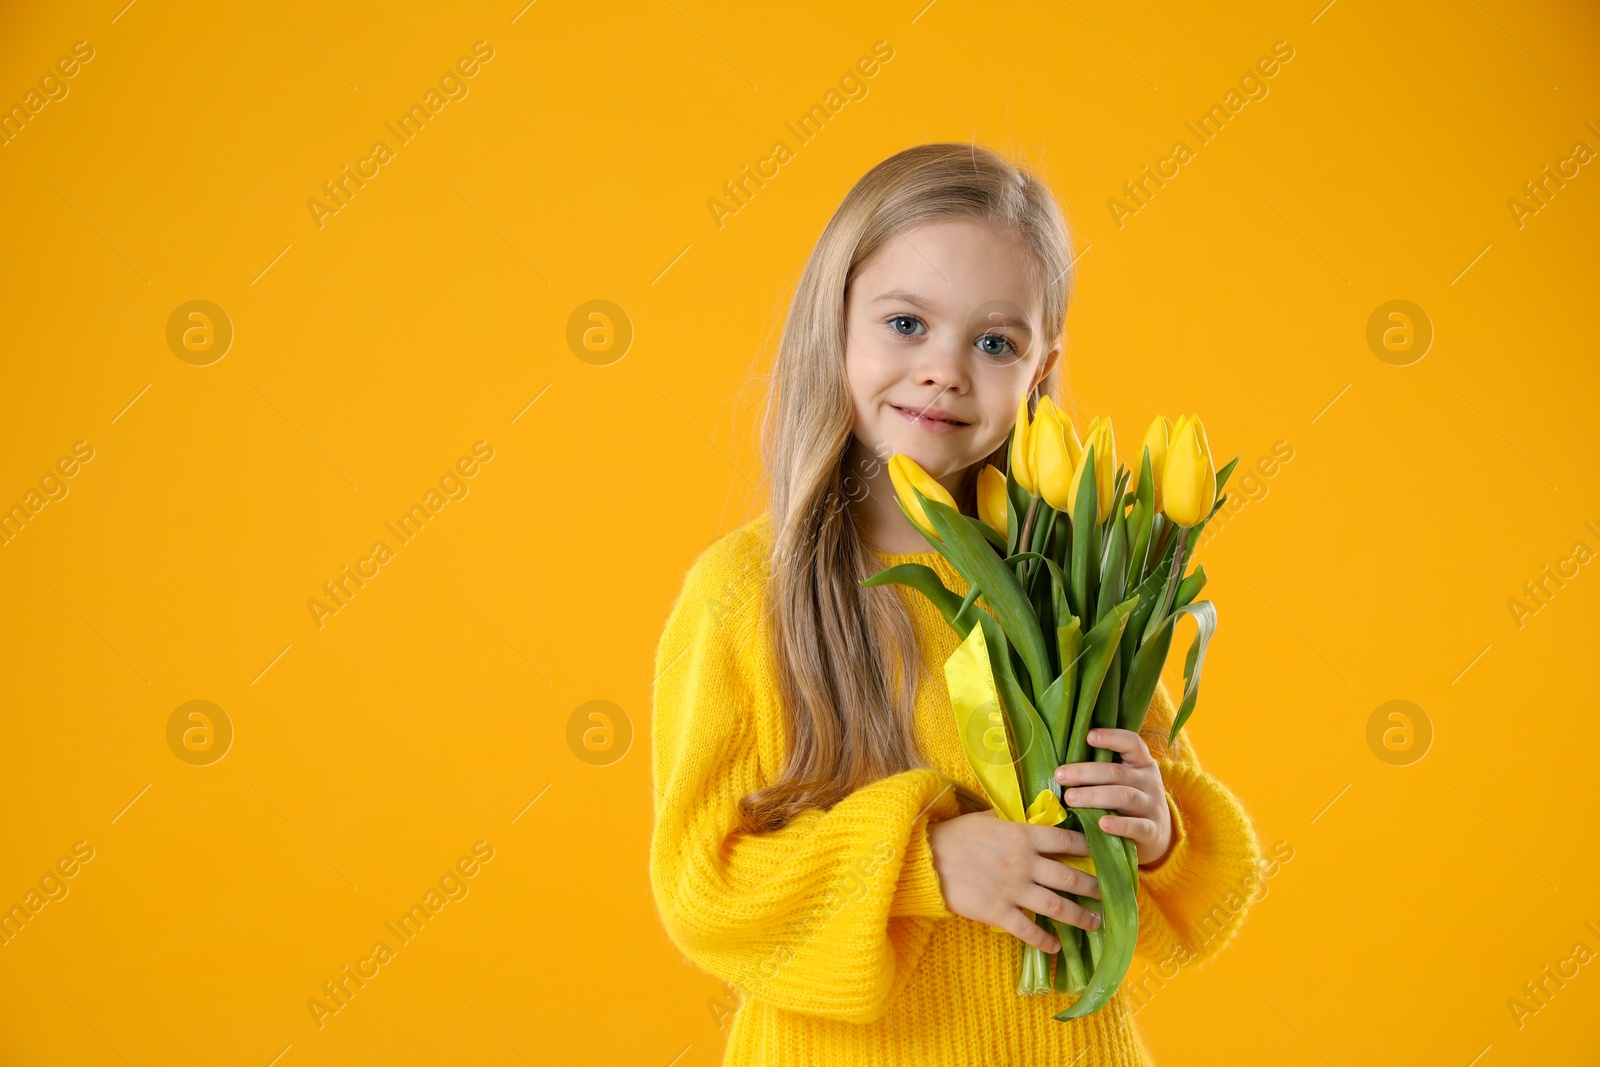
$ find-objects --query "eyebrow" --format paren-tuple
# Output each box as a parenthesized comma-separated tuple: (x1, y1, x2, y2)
(872, 289, 938, 312)
(872, 289, 1035, 333)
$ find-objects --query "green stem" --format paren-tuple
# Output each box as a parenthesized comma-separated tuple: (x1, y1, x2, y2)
(1139, 526, 1190, 646)
(1017, 922, 1055, 995)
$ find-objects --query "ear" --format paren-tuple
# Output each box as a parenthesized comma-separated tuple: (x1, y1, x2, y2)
(1031, 343, 1062, 390)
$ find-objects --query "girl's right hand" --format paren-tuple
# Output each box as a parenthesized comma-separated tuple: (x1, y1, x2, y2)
(927, 809, 1101, 953)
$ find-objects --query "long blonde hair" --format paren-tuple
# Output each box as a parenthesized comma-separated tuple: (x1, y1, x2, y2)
(742, 143, 1074, 832)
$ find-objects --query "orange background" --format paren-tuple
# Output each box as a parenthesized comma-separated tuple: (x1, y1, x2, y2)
(2, 1, 1597, 1064)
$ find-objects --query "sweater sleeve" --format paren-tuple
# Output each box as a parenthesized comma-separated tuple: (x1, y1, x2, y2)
(1129, 680, 1264, 971)
(648, 540, 963, 1025)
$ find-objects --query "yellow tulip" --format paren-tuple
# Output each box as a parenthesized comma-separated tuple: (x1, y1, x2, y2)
(888, 453, 958, 540)
(1129, 415, 1172, 510)
(977, 464, 1009, 537)
(1025, 788, 1068, 826)
(1009, 392, 1035, 493)
(1067, 416, 1116, 524)
(1162, 414, 1216, 527)
(1030, 397, 1082, 511)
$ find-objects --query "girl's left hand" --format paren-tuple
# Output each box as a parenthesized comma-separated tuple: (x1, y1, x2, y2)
(1054, 727, 1173, 867)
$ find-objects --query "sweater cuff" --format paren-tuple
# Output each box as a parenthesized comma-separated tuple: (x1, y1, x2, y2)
(1137, 775, 1190, 890)
(889, 813, 953, 919)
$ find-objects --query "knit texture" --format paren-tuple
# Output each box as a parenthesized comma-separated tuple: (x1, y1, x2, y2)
(650, 513, 1263, 1067)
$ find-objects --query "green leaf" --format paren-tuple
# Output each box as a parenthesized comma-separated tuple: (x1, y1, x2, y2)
(970, 610, 1058, 805)
(1037, 672, 1067, 762)
(1118, 614, 1175, 734)
(1005, 461, 1024, 557)
(919, 493, 1053, 703)
(1118, 558, 1174, 680)
(1165, 600, 1218, 747)
(1128, 448, 1155, 584)
(1069, 444, 1100, 626)
(977, 517, 1007, 553)
(1062, 594, 1139, 765)
(1119, 600, 1217, 742)
(1052, 810, 1137, 1020)
(1090, 653, 1121, 764)
(1055, 619, 1083, 764)
(860, 563, 967, 630)
(1096, 503, 1128, 619)
(1176, 564, 1207, 608)
(1214, 455, 1240, 499)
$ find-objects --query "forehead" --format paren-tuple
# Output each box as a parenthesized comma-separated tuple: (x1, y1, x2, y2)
(850, 217, 1046, 320)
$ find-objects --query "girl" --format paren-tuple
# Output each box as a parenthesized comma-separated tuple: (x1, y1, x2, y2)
(650, 143, 1263, 1066)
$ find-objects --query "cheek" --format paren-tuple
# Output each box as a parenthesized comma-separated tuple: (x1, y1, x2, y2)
(843, 334, 893, 404)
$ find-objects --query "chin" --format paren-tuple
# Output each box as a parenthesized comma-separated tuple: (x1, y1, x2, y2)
(890, 438, 960, 475)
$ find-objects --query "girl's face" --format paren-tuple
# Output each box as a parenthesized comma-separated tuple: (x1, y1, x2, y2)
(843, 217, 1060, 491)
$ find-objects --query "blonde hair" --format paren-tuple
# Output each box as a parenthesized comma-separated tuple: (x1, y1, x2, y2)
(742, 142, 1075, 832)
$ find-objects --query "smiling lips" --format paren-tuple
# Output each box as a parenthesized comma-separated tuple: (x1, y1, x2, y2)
(892, 403, 971, 434)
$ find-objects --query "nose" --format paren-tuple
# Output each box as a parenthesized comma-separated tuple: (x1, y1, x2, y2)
(909, 332, 971, 394)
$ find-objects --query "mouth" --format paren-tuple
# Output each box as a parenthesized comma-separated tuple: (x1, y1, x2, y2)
(891, 404, 970, 428)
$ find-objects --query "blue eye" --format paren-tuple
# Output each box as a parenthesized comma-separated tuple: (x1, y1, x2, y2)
(887, 314, 925, 337)
(884, 315, 1019, 361)
(977, 333, 1019, 359)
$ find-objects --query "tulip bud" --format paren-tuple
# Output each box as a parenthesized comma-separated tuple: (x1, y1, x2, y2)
(1031, 398, 1081, 512)
(1130, 415, 1172, 510)
(888, 453, 959, 540)
(1162, 414, 1216, 527)
(1009, 393, 1035, 494)
(1068, 416, 1116, 524)
(977, 464, 1008, 537)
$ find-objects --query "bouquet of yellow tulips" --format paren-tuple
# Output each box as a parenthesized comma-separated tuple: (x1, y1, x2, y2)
(862, 398, 1239, 1019)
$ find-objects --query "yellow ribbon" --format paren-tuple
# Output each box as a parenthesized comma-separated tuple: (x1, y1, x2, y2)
(946, 626, 1099, 935)
(943, 622, 1027, 825)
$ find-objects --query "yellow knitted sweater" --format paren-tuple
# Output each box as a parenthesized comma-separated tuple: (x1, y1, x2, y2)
(649, 513, 1263, 1066)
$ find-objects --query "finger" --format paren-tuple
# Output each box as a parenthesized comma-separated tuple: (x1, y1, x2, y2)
(1098, 814, 1159, 843)
(1085, 727, 1154, 766)
(1001, 908, 1061, 953)
(1062, 784, 1153, 816)
(1054, 761, 1131, 788)
(1020, 886, 1102, 933)
(1026, 822, 1088, 856)
(1034, 855, 1099, 899)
